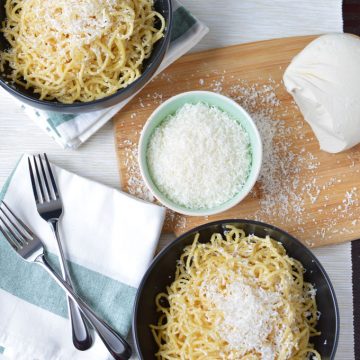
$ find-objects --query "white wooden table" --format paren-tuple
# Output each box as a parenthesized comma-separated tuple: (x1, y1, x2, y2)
(0, 1, 354, 359)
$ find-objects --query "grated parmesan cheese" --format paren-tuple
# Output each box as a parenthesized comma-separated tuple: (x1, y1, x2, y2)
(26, 0, 133, 48)
(147, 102, 252, 209)
(204, 279, 283, 360)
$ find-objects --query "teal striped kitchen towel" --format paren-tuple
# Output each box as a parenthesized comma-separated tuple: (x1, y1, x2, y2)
(21, 1, 208, 149)
(0, 155, 166, 359)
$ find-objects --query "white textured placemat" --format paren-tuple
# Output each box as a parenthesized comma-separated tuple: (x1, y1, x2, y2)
(313, 243, 354, 359)
(180, 0, 343, 51)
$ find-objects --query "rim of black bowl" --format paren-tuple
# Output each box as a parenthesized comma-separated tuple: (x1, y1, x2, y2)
(133, 219, 340, 360)
(0, 0, 173, 110)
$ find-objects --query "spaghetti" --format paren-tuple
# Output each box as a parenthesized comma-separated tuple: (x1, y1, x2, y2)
(151, 226, 321, 360)
(0, 0, 165, 103)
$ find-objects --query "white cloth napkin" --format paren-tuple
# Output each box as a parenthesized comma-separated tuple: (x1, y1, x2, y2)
(0, 155, 165, 360)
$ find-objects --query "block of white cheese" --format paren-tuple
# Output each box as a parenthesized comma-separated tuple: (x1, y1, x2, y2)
(283, 33, 360, 153)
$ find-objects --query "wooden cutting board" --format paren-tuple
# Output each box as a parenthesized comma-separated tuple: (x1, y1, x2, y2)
(113, 35, 360, 248)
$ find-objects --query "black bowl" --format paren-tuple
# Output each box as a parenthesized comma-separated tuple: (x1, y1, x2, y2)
(0, 0, 172, 113)
(133, 219, 339, 360)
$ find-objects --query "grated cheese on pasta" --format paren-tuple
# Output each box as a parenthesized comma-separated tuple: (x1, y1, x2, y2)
(28, 0, 132, 47)
(204, 279, 284, 359)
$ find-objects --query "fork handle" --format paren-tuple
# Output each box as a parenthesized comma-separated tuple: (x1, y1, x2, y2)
(48, 220, 93, 351)
(35, 254, 132, 360)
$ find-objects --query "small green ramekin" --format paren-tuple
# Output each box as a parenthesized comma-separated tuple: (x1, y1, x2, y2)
(138, 91, 263, 216)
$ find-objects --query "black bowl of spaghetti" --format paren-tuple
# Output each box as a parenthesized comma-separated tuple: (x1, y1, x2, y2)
(133, 219, 339, 360)
(0, 0, 172, 113)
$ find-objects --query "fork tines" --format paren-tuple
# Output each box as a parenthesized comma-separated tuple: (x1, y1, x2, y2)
(0, 201, 34, 250)
(28, 154, 59, 204)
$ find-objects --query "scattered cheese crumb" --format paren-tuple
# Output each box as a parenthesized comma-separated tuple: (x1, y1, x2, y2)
(121, 74, 360, 239)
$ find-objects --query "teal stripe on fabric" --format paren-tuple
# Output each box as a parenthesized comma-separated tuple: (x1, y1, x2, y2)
(0, 164, 137, 337)
(0, 346, 4, 354)
(45, 120, 61, 137)
(33, 110, 62, 137)
(0, 235, 137, 336)
(46, 112, 77, 127)
(0, 157, 22, 200)
(170, 6, 197, 42)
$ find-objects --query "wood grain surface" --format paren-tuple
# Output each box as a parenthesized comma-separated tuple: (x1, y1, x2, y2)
(113, 35, 360, 248)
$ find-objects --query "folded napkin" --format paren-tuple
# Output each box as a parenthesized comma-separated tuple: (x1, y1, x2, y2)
(0, 155, 166, 360)
(21, 1, 208, 149)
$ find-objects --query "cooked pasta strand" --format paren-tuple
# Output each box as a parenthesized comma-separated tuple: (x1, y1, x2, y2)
(0, 0, 165, 103)
(151, 226, 321, 360)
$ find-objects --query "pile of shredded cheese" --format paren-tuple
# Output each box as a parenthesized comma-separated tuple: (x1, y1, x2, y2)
(204, 279, 283, 359)
(147, 102, 252, 209)
(44, 0, 123, 46)
(15, 0, 133, 52)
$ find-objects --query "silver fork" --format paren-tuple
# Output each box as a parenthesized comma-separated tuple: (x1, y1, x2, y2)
(0, 201, 132, 360)
(28, 154, 92, 351)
